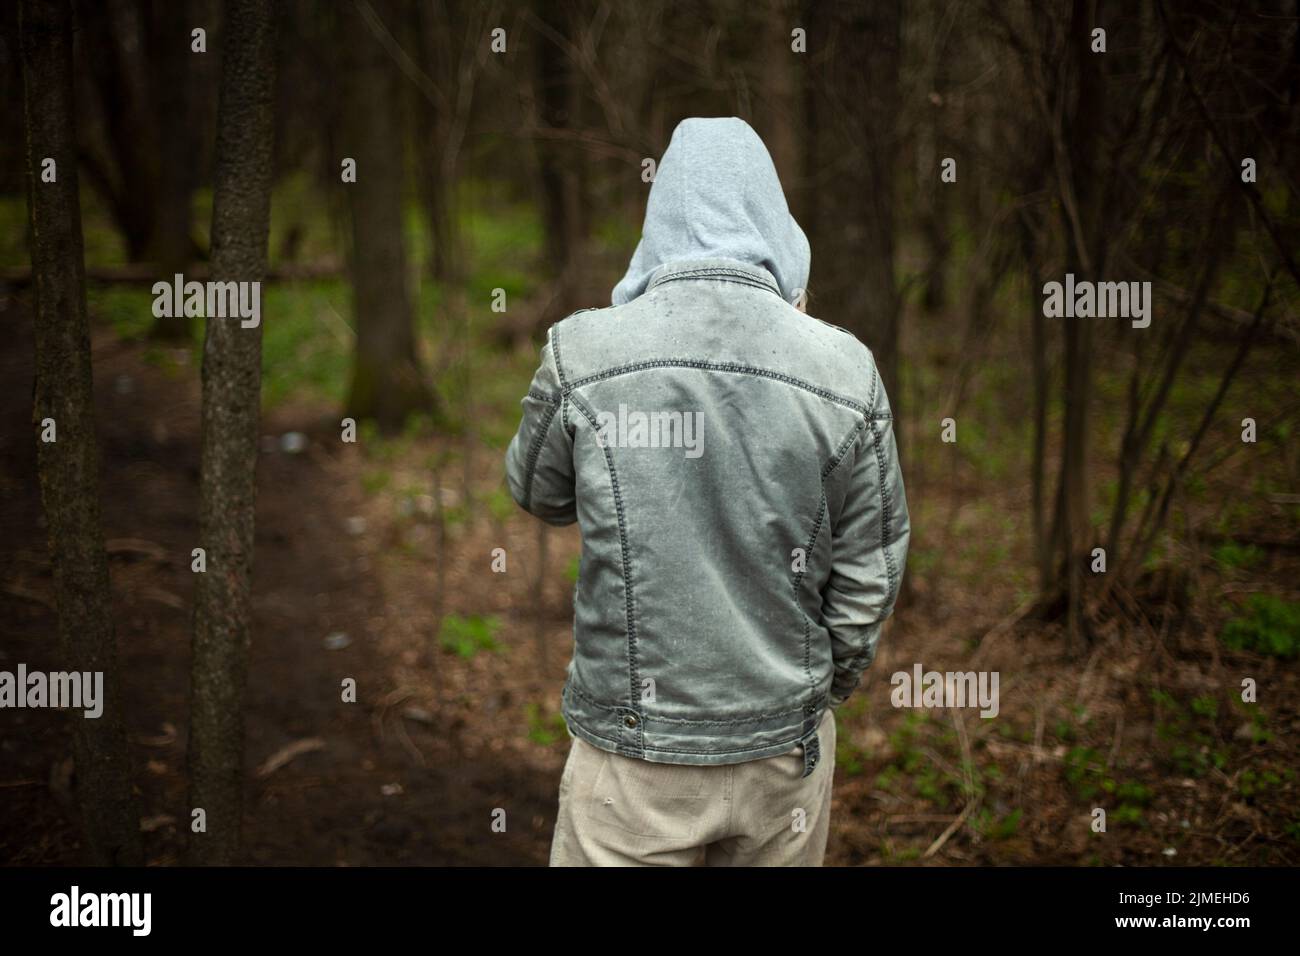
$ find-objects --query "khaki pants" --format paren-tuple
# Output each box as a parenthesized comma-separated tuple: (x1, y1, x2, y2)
(549, 710, 836, 866)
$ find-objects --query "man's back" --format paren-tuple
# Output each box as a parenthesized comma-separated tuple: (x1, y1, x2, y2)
(506, 116, 909, 865)
(509, 257, 905, 765)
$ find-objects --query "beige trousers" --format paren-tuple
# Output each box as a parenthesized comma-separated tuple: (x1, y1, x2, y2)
(549, 710, 836, 866)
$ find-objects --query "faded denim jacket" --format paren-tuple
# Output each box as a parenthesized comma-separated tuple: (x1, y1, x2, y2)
(505, 118, 909, 773)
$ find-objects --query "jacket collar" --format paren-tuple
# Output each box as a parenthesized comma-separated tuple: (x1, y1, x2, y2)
(645, 258, 785, 300)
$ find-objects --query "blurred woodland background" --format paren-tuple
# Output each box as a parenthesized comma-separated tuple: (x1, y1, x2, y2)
(1, 0, 1299, 866)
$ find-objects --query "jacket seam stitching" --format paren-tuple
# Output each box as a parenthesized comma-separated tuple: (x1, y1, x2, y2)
(570, 723, 812, 758)
(566, 679, 810, 725)
(809, 421, 867, 691)
(649, 268, 781, 296)
(567, 394, 641, 722)
(838, 365, 887, 679)
(794, 497, 826, 694)
(549, 327, 572, 431)
(520, 401, 560, 511)
(526, 388, 559, 405)
(841, 418, 897, 678)
(563, 359, 884, 417)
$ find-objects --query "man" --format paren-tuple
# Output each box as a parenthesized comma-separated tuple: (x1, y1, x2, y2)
(505, 116, 909, 866)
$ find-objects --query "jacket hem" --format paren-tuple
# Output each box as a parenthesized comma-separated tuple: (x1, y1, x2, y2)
(562, 681, 828, 766)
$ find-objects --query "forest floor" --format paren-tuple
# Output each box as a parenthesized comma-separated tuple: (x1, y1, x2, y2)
(2, 286, 1298, 867)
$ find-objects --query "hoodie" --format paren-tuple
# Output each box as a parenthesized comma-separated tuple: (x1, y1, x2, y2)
(611, 117, 810, 307)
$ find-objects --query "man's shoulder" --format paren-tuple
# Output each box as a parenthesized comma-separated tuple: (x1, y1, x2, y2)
(546, 304, 616, 340)
(545, 299, 880, 411)
(541, 301, 639, 366)
(780, 310, 881, 410)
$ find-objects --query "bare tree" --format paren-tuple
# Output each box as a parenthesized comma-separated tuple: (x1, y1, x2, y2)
(531, 0, 590, 325)
(149, 0, 201, 340)
(807, 0, 903, 402)
(414, 0, 493, 284)
(342, 0, 434, 432)
(74, 0, 159, 263)
(188, 0, 276, 866)
(22, 0, 143, 866)
(979, 0, 1296, 641)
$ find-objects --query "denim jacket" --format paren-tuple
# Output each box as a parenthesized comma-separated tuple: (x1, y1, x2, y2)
(505, 258, 910, 770)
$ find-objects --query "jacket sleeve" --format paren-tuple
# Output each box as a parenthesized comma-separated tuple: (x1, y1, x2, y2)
(820, 373, 910, 707)
(505, 332, 578, 526)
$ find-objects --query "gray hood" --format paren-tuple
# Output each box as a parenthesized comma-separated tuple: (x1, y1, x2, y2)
(611, 116, 810, 306)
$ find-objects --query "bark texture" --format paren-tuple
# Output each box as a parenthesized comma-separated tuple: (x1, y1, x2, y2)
(188, 0, 276, 865)
(22, 0, 143, 866)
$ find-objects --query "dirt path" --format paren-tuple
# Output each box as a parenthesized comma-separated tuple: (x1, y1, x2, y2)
(0, 295, 558, 865)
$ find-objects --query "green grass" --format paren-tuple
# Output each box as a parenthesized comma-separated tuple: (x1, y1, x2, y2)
(1063, 746, 1113, 802)
(437, 613, 502, 659)
(260, 278, 353, 408)
(1212, 541, 1265, 570)
(1237, 766, 1290, 800)
(482, 487, 516, 524)
(525, 703, 568, 747)
(836, 736, 867, 777)
(88, 286, 159, 342)
(1152, 689, 1229, 778)
(971, 807, 1023, 840)
(1221, 595, 1300, 659)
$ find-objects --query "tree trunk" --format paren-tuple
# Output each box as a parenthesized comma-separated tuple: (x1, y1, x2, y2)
(187, 0, 276, 866)
(1051, 0, 1107, 649)
(757, 0, 800, 204)
(1017, 212, 1052, 594)
(533, 0, 587, 326)
(414, 0, 468, 285)
(812, 0, 902, 404)
(342, 0, 433, 432)
(149, 0, 198, 340)
(22, 0, 143, 866)
(76, 0, 159, 262)
(918, 3, 950, 314)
